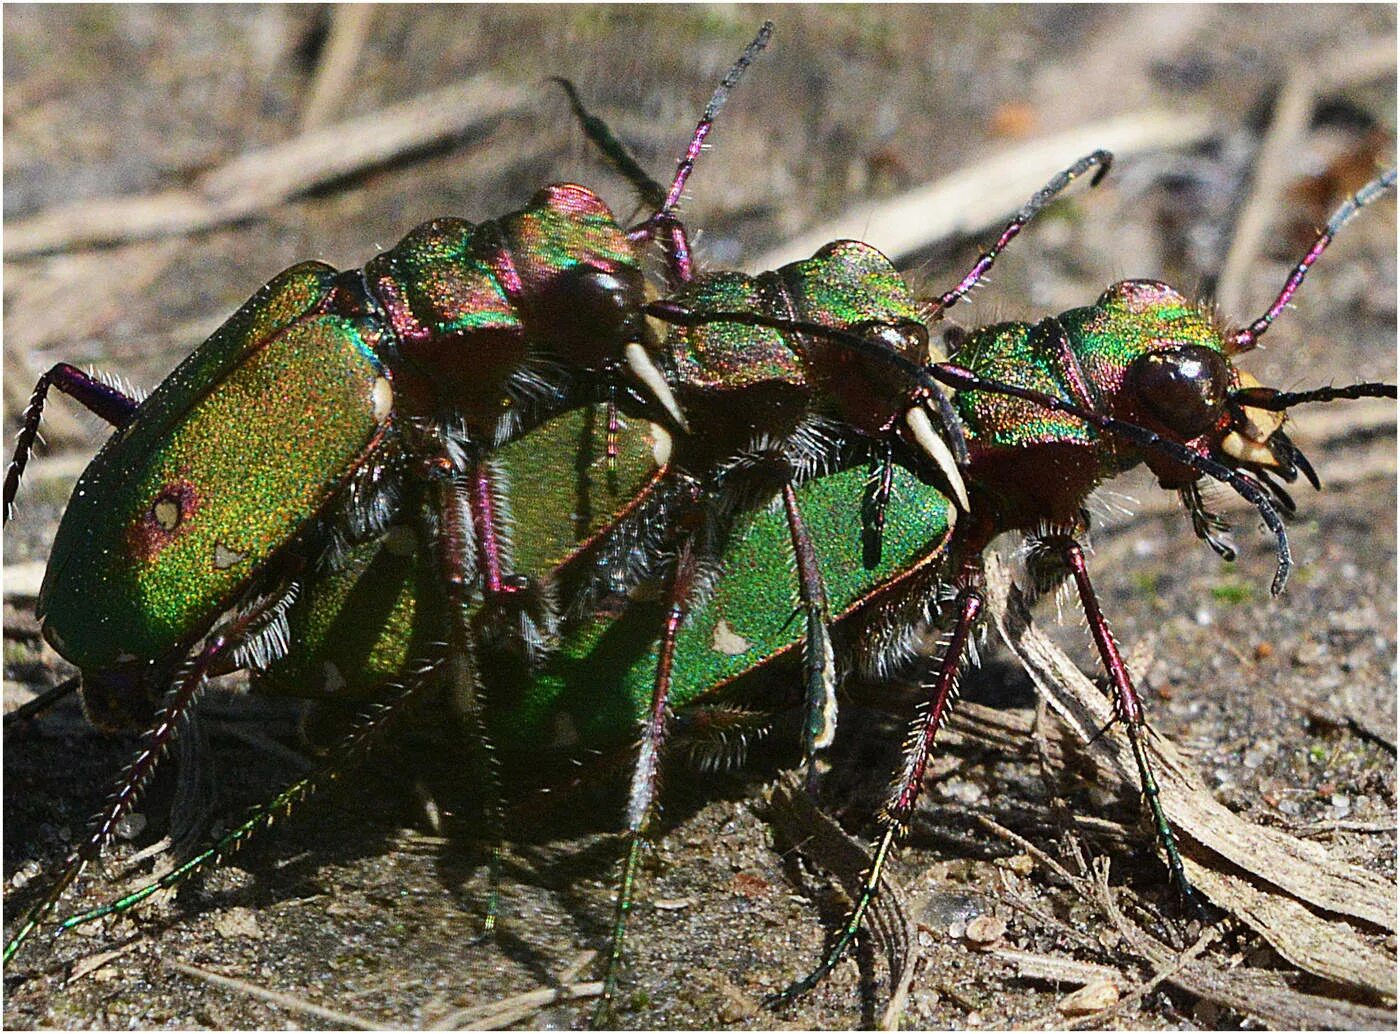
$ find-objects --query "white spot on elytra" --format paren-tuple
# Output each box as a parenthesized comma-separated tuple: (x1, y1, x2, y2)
(372, 376, 394, 422)
(711, 620, 750, 656)
(213, 543, 246, 570)
(153, 499, 180, 530)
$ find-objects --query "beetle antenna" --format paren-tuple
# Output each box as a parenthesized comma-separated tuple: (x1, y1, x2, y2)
(1230, 168, 1396, 353)
(930, 150, 1113, 317)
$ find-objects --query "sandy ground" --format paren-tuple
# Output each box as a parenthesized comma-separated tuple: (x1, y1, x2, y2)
(4, 6, 1395, 1030)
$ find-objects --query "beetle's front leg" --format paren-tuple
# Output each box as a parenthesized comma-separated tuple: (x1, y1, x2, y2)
(1049, 535, 1200, 911)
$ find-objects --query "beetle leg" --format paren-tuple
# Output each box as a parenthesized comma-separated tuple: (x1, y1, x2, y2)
(781, 483, 838, 792)
(52, 662, 443, 939)
(3, 593, 279, 964)
(427, 456, 505, 933)
(4, 363, 140, 520)
(467, 460, 508, 598)
(597, 536, 699, 1022)
(1053, 537, 1201, 912)
(768, 566, 983, 1006)
(2, 673, 82, 729)
(861, 439, 895, 570)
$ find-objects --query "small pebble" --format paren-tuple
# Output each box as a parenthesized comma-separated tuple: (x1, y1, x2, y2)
(1292, 641, 1326, 667)
(717, 988, 757, 1023)
(939, 778, 984, 805)
(212, 906, 261, 941)
(1058, 979, 1120, 1016)
(1000, 853, 1034, 877)
(964, 914, 1007, 949)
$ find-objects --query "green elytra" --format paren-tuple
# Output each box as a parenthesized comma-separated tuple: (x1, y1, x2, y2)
(255, 402, 669, 701)
(36, 265, 387, 679)
(494, 461, 954, 748)
(254, 257, 1318, 759)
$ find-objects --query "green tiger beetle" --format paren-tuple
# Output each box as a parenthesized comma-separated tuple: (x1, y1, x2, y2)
(15, 155, 1392, 1025)
(5, 19, 1395, 1023)
(0, 22, 778, 967)
(649, 167, 1398, 1007)
(1, 18, 1110, 987)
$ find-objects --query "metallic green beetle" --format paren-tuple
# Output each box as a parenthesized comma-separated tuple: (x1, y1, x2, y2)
(40, 173, 1394, 1020)
(0, 25, 778, 966)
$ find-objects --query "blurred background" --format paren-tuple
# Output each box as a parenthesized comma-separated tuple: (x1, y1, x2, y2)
(4, 6, 1395, 1029)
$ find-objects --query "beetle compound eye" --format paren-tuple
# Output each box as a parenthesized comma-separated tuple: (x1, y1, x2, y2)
(1128, 345, 1230, 439)
(562, 267, 646, 340)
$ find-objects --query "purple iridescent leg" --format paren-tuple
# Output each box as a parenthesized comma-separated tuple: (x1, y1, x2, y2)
(597, 534, 699, 1021)
(3, 593, 281, 964)
(427, 454, 505, 932)
(1055, 537, 1201, 912)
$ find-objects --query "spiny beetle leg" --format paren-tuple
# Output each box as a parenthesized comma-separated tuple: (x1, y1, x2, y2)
(768, 567, 984, 1006)
(2, 674, 82, 730)
(427, 454, 505, 933)
(465, 456, 558, 660)
(53, 663, 442, 941)
(1054, 538, 1202, 914)
(3, 590, 285, 964)
(4, 362, 140, 521)
(861, 439, 896, 570)
(781, 482, 838, 791)
(596, 536, 699, 1023)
